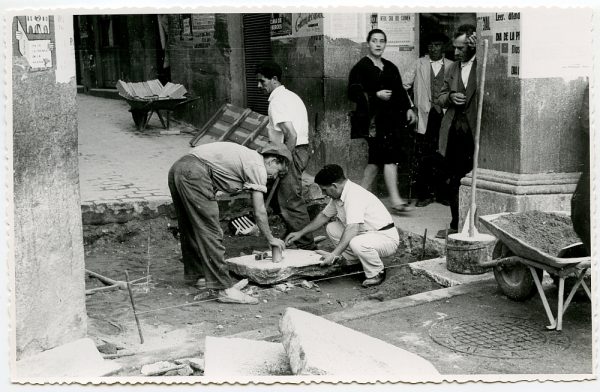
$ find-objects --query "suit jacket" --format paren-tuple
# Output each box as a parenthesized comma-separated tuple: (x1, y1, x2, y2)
(404, 55, 454, 134)
(437, 58, 477, 157)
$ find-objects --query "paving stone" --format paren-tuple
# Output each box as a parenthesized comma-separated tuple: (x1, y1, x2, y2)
(225, 249, 340, 285)
(279, 307, 440, 379)
(14, 338, 121, 379)
(409, 257, 495, 287)
(204, 337, 291, 377)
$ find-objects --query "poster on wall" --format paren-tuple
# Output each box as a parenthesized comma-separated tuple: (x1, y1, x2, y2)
(177, 14, 215, 49)
(322, 13, 370, 43)
(292, 13, 324, 38)
(376, 13, 414, 50)
(53, 15, 75, 83)
(479, 12, 520, 77)
(270, 13, 292, 38)
(15, 16, 54, 70)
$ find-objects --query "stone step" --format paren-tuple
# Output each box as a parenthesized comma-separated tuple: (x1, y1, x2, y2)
(279, 307, 440, 380)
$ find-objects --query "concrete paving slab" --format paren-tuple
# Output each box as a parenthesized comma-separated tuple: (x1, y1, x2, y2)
(279, 307, 440, 380)
(225, 249, 340, 285)
(409, 257, 495, 287)
(14, 338, 122, 380)
(203, 337, 291, 377)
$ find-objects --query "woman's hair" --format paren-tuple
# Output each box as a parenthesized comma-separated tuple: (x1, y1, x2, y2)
(366, 29, 387, 43)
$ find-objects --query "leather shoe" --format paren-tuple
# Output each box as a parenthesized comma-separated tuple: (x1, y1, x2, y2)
(435, 228, 457, 239)
(416, 198, 434, 207)
(362, 269, 386, 287)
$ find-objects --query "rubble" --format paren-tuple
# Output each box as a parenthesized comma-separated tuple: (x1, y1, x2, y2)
(175, 357, 205, 372)
(140, 361, 186, 376)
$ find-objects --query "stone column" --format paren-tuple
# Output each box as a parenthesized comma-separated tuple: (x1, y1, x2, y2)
(459, 10, 590, 228)
(12, 15, 87, 360)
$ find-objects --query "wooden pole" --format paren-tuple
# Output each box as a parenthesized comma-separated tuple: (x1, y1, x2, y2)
(125, 270, 144, 344)
(469, 39, 489, 238)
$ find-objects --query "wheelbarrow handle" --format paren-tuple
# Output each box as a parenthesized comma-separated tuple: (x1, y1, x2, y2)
(174, 96, 202, 109)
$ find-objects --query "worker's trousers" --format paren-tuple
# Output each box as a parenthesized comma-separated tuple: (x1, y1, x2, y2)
(276, 145, 314, 248)
(168, 155, 234, 290)
(325, 220, 399, 278)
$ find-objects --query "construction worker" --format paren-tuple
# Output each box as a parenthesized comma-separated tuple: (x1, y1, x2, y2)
(168, 141, 291, 304)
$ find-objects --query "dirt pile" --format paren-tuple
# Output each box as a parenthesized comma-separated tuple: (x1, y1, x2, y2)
(492, 211, 580, 256)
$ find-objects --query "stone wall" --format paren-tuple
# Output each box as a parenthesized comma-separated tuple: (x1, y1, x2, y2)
(167, 13, 236, 129)
(12, 16, 86, 360)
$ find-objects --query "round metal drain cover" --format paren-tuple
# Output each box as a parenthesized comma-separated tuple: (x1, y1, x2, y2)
(429, 316, 570, 359)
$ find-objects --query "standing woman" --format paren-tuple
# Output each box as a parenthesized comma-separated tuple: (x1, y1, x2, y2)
(348, 29, 417, 213)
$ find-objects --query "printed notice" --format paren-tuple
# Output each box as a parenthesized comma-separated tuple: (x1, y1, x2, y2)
(15, 17, 53, 70)
(377, 13, 414, 50)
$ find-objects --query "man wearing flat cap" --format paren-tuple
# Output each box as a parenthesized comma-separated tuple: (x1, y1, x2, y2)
(168, 141, 291, 304)
(285, 164, 399, 287)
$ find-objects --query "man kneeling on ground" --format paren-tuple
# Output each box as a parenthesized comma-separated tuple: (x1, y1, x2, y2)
(285, 164, 399, 287)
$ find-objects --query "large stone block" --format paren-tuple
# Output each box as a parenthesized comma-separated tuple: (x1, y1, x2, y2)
(204, 337, 291, 378)
(14, 338, 121, 380)
(279, 307, 440, 380)
(225, 249, 340, 285)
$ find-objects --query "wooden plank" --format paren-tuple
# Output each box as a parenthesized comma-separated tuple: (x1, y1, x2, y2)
(189, 104, 228, 147)
(241, 116, 269, 146)
(218, 109, 252, 142)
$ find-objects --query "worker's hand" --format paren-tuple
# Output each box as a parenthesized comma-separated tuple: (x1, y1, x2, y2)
(406, 108, 418, 125)
(376, 89, 393, 101)
(450, 92, 466, 106)
(319, 252, 340, 266)
(285, 232, 303, 246)
(269, 237, 286, 252)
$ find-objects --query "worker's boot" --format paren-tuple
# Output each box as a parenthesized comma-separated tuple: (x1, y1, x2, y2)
(217, 286, 258, 304)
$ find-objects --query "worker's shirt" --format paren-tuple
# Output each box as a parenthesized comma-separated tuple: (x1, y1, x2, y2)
(188, 142, 267, 194)
(321, 180, 395, 232)
(267, 85, 309, 146)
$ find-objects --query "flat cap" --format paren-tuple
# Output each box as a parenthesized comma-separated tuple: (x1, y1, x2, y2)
(258, 141, 293, 163)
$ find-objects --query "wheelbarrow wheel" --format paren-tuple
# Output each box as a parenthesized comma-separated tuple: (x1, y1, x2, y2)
(492, 242, 543, 302)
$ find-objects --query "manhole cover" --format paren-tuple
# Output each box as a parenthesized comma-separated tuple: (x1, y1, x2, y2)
(429, 316, 570, 359)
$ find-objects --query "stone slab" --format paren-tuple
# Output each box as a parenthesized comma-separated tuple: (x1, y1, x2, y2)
(204, 337, 291, 377)
(14, 338, 122, 380)
(409, 257, 495, 287)
(279, 307, 440, 380)
(225, 249, 340, 285)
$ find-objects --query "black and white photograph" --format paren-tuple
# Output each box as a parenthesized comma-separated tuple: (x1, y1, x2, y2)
(0, 1, 598, 390)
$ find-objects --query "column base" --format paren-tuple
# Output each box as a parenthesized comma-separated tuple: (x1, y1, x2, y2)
(458, 168, 580, 230)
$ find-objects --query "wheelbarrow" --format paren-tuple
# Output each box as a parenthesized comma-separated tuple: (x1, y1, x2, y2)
(122, 95, 202, 131)
(479, 211, 591, 331)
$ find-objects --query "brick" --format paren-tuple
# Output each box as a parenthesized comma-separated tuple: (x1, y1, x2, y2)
(204, 337, 291, 377)
(279, 308, 440, 380)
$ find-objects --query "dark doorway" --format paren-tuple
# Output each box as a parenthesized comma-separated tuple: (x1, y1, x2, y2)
(242, 14, 272, 115)
(418, 13, 477, 61)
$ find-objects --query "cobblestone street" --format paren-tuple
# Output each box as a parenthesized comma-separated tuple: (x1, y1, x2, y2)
(77, 94, 194, 205)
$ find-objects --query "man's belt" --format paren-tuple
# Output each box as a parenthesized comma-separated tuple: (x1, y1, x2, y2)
(378, 223, 395, 231)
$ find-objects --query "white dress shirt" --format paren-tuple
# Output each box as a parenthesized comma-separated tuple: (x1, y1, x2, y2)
(461, 55, 476, 88)
(430, 58, 444, 77)
(267, 85, 309, 146)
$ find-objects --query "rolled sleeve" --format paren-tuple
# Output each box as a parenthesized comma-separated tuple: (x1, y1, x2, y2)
(242, 163, 268, 193)
(321, 200, 337, 218)
(344, 198, 367, 225)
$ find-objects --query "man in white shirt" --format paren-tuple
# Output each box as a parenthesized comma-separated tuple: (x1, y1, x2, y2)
(403, 32, 454, 208)
(256, 61, 314, 249)
(285, 164, 399, 287)
(436, 24, 478, 238)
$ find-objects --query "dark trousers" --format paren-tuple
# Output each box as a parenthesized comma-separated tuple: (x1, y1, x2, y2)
(276, 145, 314, 248)
(168, 155, 234, 290)
(414, 109, 444, 200)
(444, 122, 474, 230)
